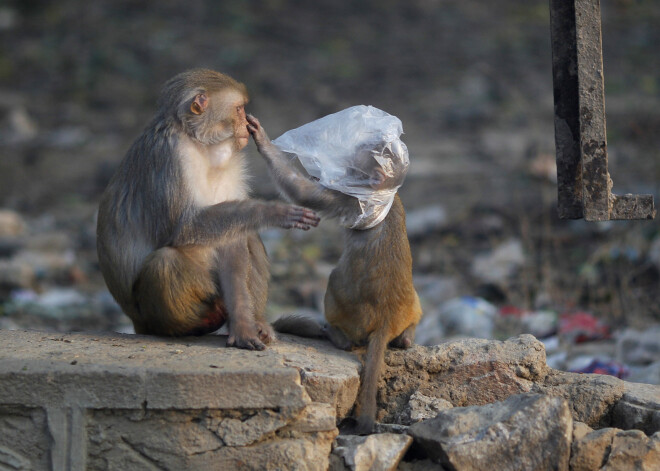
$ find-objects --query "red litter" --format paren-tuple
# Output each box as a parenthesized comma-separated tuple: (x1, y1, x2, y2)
(559, 311, 610, 343)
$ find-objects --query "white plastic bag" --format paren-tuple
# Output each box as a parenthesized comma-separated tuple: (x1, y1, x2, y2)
(272, 105, 409, 229)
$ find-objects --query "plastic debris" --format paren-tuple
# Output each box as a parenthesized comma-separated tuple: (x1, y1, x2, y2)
(616, 325, 660, 366)
(571, 358, 629, 379)
(439, 296, 496, 339)
(498, 306, 558, 338)
(559, 311, 610, 343)
(273, 105, 409, 230)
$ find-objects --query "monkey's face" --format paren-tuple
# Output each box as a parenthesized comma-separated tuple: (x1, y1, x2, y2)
(185, 88, 249, 149)
(232, 102, 250, 150)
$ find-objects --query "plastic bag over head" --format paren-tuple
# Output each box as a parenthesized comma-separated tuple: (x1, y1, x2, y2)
(272, 105, 409, 229)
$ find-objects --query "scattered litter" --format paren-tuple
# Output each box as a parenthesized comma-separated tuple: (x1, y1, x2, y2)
(414, 309, 446, 346)
(616, 325, 660, 366)
(541, 336, 560, 353)
(439, 296, 496, 339)
(570, 358, 629, 379)
(405, 205, 448, 238)
(498, 306, 558, 338)
(559, 311, 610, 343)
(471, 238, 525, 284)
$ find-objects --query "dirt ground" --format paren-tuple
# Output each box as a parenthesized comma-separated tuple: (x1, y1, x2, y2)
(0, 0, 659, 335)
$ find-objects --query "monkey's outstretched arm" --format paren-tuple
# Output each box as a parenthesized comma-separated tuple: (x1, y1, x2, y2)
(169, 199, 320, 246)
(247, 114, 361, 220)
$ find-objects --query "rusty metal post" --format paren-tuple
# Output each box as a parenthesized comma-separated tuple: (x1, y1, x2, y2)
(550, 0, 583, 219)
(549, 0, 655, 221)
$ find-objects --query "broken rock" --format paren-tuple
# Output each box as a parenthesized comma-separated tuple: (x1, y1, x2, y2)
(330, 433, 412, 471)
(379, 334, 548, 423)
(570, 428, 660, 471)
(408, 393, 572, 471)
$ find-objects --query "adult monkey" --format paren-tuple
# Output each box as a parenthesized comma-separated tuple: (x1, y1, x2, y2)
(97, 69, 320, 350)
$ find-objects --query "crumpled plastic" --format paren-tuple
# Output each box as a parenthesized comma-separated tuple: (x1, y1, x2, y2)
(571, 358, 629, 379)
(559, 311, 611, 343)
(272, 105, 409, 229)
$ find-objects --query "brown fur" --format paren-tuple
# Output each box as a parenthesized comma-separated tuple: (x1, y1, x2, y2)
(97, 69, 319, 350)
(248, 115, 422, 431)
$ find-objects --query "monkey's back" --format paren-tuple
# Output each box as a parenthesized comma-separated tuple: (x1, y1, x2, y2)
(324, 194, 422, 345)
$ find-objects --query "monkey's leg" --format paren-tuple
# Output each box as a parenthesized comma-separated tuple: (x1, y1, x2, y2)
(133, 246, 226, 336)
(246, 233, 274, 344)
(389, 324, 417, 349)
(323, 287, 354, 350)
(216, 239, 266, 350)
(322, 324, 353, 351)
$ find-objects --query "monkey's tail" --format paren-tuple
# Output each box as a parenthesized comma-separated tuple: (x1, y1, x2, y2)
(354, 329, 389, 434)
(271, 314, 325, 338)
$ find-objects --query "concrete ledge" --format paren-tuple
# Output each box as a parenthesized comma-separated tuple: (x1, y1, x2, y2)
(0, 330, 361, 471)
(3, 330, 658, 470)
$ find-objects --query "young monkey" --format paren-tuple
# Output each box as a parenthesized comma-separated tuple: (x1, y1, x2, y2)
(97, 69, 319, 350)
(247, 114, 422, 433)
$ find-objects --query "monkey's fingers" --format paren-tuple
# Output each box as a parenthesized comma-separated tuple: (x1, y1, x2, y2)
(246, 114, 260, 127)
(246, 115, 261, 135)
(293, 207, 321, 230)
(277, 205, 321, 230)
(246, 115, 271, 148)
(227, 333, 266, 351)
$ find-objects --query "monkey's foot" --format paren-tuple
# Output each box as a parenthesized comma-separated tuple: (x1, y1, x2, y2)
(256, 321, 275, 344)
(227, 323, 266, 351)
(389, 325, 416, 349)
(323, 325, 353, 351)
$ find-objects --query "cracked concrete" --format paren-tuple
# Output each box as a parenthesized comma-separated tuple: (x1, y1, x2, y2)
(0, 330, 360, 471)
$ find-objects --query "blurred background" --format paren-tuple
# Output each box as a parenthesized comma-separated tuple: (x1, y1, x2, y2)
(0, 0, 658, 381)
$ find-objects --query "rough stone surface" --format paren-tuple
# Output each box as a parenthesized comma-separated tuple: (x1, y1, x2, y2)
(534, 370, 625, 428)
(570, 428, 618, 471)
(396, 391, 453, 425)
(379, 334, 548, 423)
(331, 433, 413, 471)
(86, 408, 337, 471)
(2, 329, 660, 470)
(274, 334, 361, 418)
(605, 430, 660, 470)
(570, 428, 660, 471)
(0, 330, 358, 471)
(408, 393, 572, 471)
(572, 421, 594, 441)
(611, 382, 660, 435)
(397, 460, 444, 471)
(0, 406, 50, 470)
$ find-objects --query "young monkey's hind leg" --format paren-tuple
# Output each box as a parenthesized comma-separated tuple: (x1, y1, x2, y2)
(389, 324, 417, 349)
(323, 324, 353, 351)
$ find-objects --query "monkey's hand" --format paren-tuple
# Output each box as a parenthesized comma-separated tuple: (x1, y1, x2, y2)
(246, 114, 274, 152)
(270, 203, 320, 230)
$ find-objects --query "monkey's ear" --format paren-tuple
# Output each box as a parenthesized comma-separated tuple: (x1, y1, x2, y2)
(190, 94, 208, 115)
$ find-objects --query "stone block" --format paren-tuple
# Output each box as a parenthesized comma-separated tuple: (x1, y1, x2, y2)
(0, 330, 357, 470)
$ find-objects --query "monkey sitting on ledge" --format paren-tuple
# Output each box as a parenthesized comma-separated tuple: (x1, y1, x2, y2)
(247, 114, 422, 433)
(96, 69, 319, 350)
